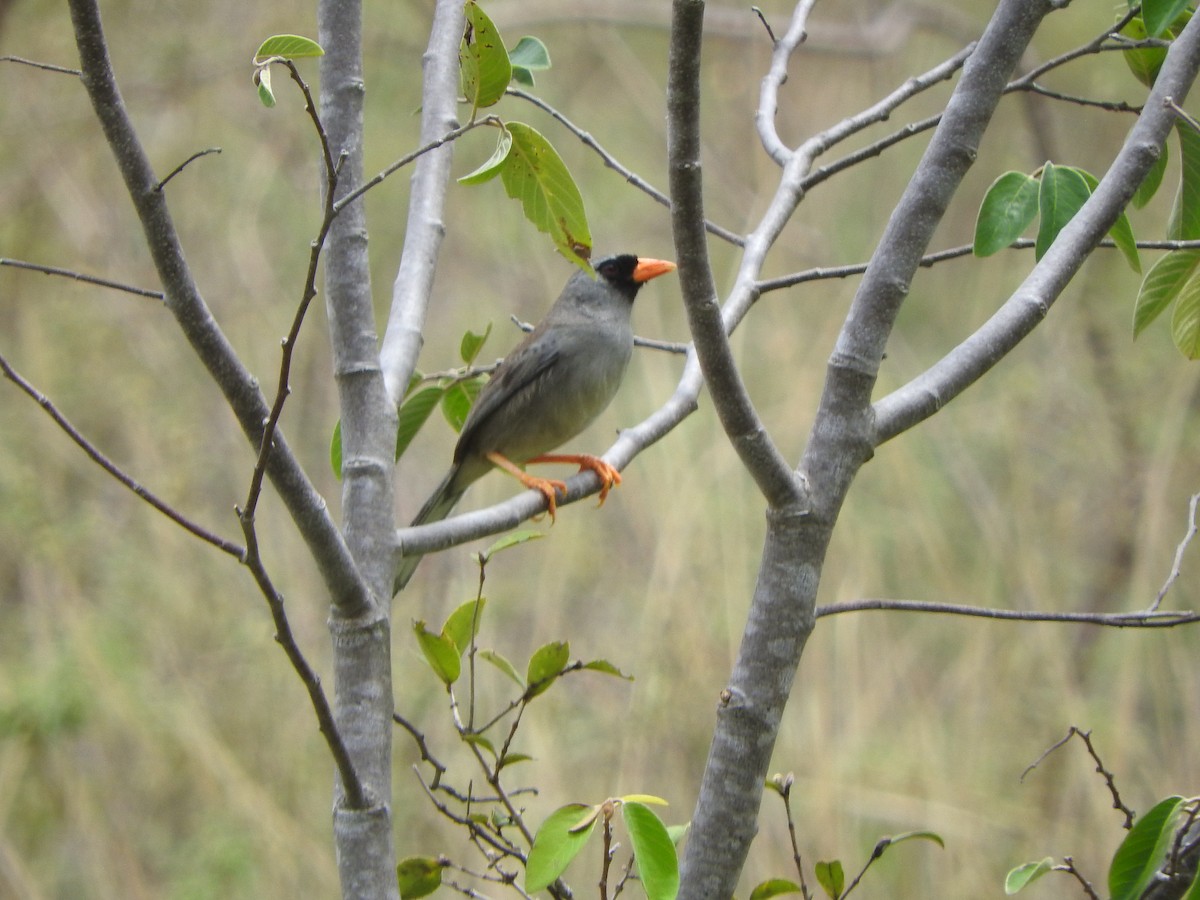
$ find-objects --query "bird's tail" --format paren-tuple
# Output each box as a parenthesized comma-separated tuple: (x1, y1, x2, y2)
(393, 469, 466, 594)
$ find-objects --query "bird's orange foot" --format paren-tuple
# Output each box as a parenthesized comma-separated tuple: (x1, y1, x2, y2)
(518, 472, 568, 522)
(529, 453, 622, 506)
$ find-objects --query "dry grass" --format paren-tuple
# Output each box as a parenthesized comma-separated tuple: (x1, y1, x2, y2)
(2, 0, 1197, 897)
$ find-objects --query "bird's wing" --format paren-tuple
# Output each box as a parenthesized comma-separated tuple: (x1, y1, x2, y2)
(453, 329, 563, 462)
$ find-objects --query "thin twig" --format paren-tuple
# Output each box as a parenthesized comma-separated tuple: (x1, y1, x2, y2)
(506, 87, 745, 247)
(334, 117, 499, 214)
(0, 54, 81, 75)
(393, 711, 449, 787)
(1151, 492, 1200, 611)
(156, 147, 222, 191)
(1020, 727, 1134, 828)
(817, 598, 1200, 628)
(0, 257, 164, 299)
(0, 351, 244, 556)
(1058, 857, 1101, 900)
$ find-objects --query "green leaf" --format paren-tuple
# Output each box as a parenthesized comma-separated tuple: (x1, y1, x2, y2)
(330, 419, 342, 480)
(413, 620, 462, 685)
(461, 1, 511, 114)
(1170, 121, 1200, 239)
(1133, 141, 1169, 209)
(973, 171, 1039, 256)
(814, 860, 845, 899)
(1005, 858, 1055, 894)
(582, 659, 634, 680)
(442, 598, 486, 655)
(509, 36, 551, 71)
(1170, 270, 1200, 357)
(460, 324, 492, 364)
(1183, 866, 1200, 900)
(621, 794, 668, 806)
(623, 802, 679, 900)
(396, 385, 445, 461)
(255, 66, 276, 107)
(1121, 16, 1166, 87)
(1063, 166, 1140, 273)
(1144, 0, 1194, 37)
(480, 649, 525, 687)
(497, 752, 533, 768)
(459, 124, 513, 185)
(1109, 796, 1185, 900)
(500, 122, 592, 269)
(510, 35, 551, 85)
(254, 34, 325, 60)
(666, 823, 690, 846)
(1133, 249, 1200, 337)
(480, 529, 545, 563)
(441, 376, 485, 433)
(462, 732, 496, 755)
(879, 830, 945, 851)
(526, 640, 570, 699)
(749, 879, 804, 900)
(1036, 162, 1092, 260)
(396, 856, 445, 900)
(526, 803, 596, 893)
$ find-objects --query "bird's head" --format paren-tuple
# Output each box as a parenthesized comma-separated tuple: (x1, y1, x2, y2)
(592, 254, 677, 302)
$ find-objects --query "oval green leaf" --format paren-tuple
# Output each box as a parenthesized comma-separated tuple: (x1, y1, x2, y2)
(442, 598, 486, 655)
(441, 376, 485, 432)
(1134, 249, 1200, 337)
(1109, 795, 1185, 900)
(255, 66, 277, 107)
(749, 879, 804, 900)
(1133, 141, 1169, 209)
(582, 659, 633, 680)
(526, 803, 596, 893)
(510, 36, 551, 86)
(481, 530, 545, 562)
(1005, 858, 1055, 894)
(1036, 162, 1092, 260)
(1145, 0, 1194, 37)
(623, 802, 680, 900)
(1170, 270, 1200, 357)
(254, 34, 325, 60)
(396, 855, 445, 900)
(500, 122, 592, 269)
(510, 36, 551, 71)
(1062, 166, 1139, 273)
(330, 419, 343, 480)
(814, 859, 844, 899)
(396, 385, 444, 461)
(974, 171, 1039, 256)
(1170, 121, 1200, 240)
(480, 649, 525, 688)
(413, 620, 461, 685)
(461, 1, 511, 113)
(459, 124, 513, 185)
(459, 323, 492, 364)
(526, 640, 570, 699)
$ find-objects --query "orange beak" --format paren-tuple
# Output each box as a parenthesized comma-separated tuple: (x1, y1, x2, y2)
(632, 258, 677, 283)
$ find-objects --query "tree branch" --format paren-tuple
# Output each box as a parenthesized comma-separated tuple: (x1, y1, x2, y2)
(872, 13, 1200, 444)
(65, 0, 372, 617)
(669, 0, 802, 509)
(378, 0, 465, 405)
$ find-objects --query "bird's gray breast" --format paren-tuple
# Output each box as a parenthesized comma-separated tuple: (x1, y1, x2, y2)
(491, 319, 633, 462)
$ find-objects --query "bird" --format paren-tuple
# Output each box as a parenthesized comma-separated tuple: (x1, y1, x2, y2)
(394, 253, 676, 592)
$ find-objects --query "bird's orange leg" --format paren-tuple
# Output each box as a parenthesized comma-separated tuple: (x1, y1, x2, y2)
(526, 454, 622, 506)
(486, 451, 569, 521)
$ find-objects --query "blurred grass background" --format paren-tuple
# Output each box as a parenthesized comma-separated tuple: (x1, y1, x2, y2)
(1, 0, 1197, 897)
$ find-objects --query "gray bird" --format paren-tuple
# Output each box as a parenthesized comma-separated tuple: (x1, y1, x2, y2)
(394, 253, 676, 592)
